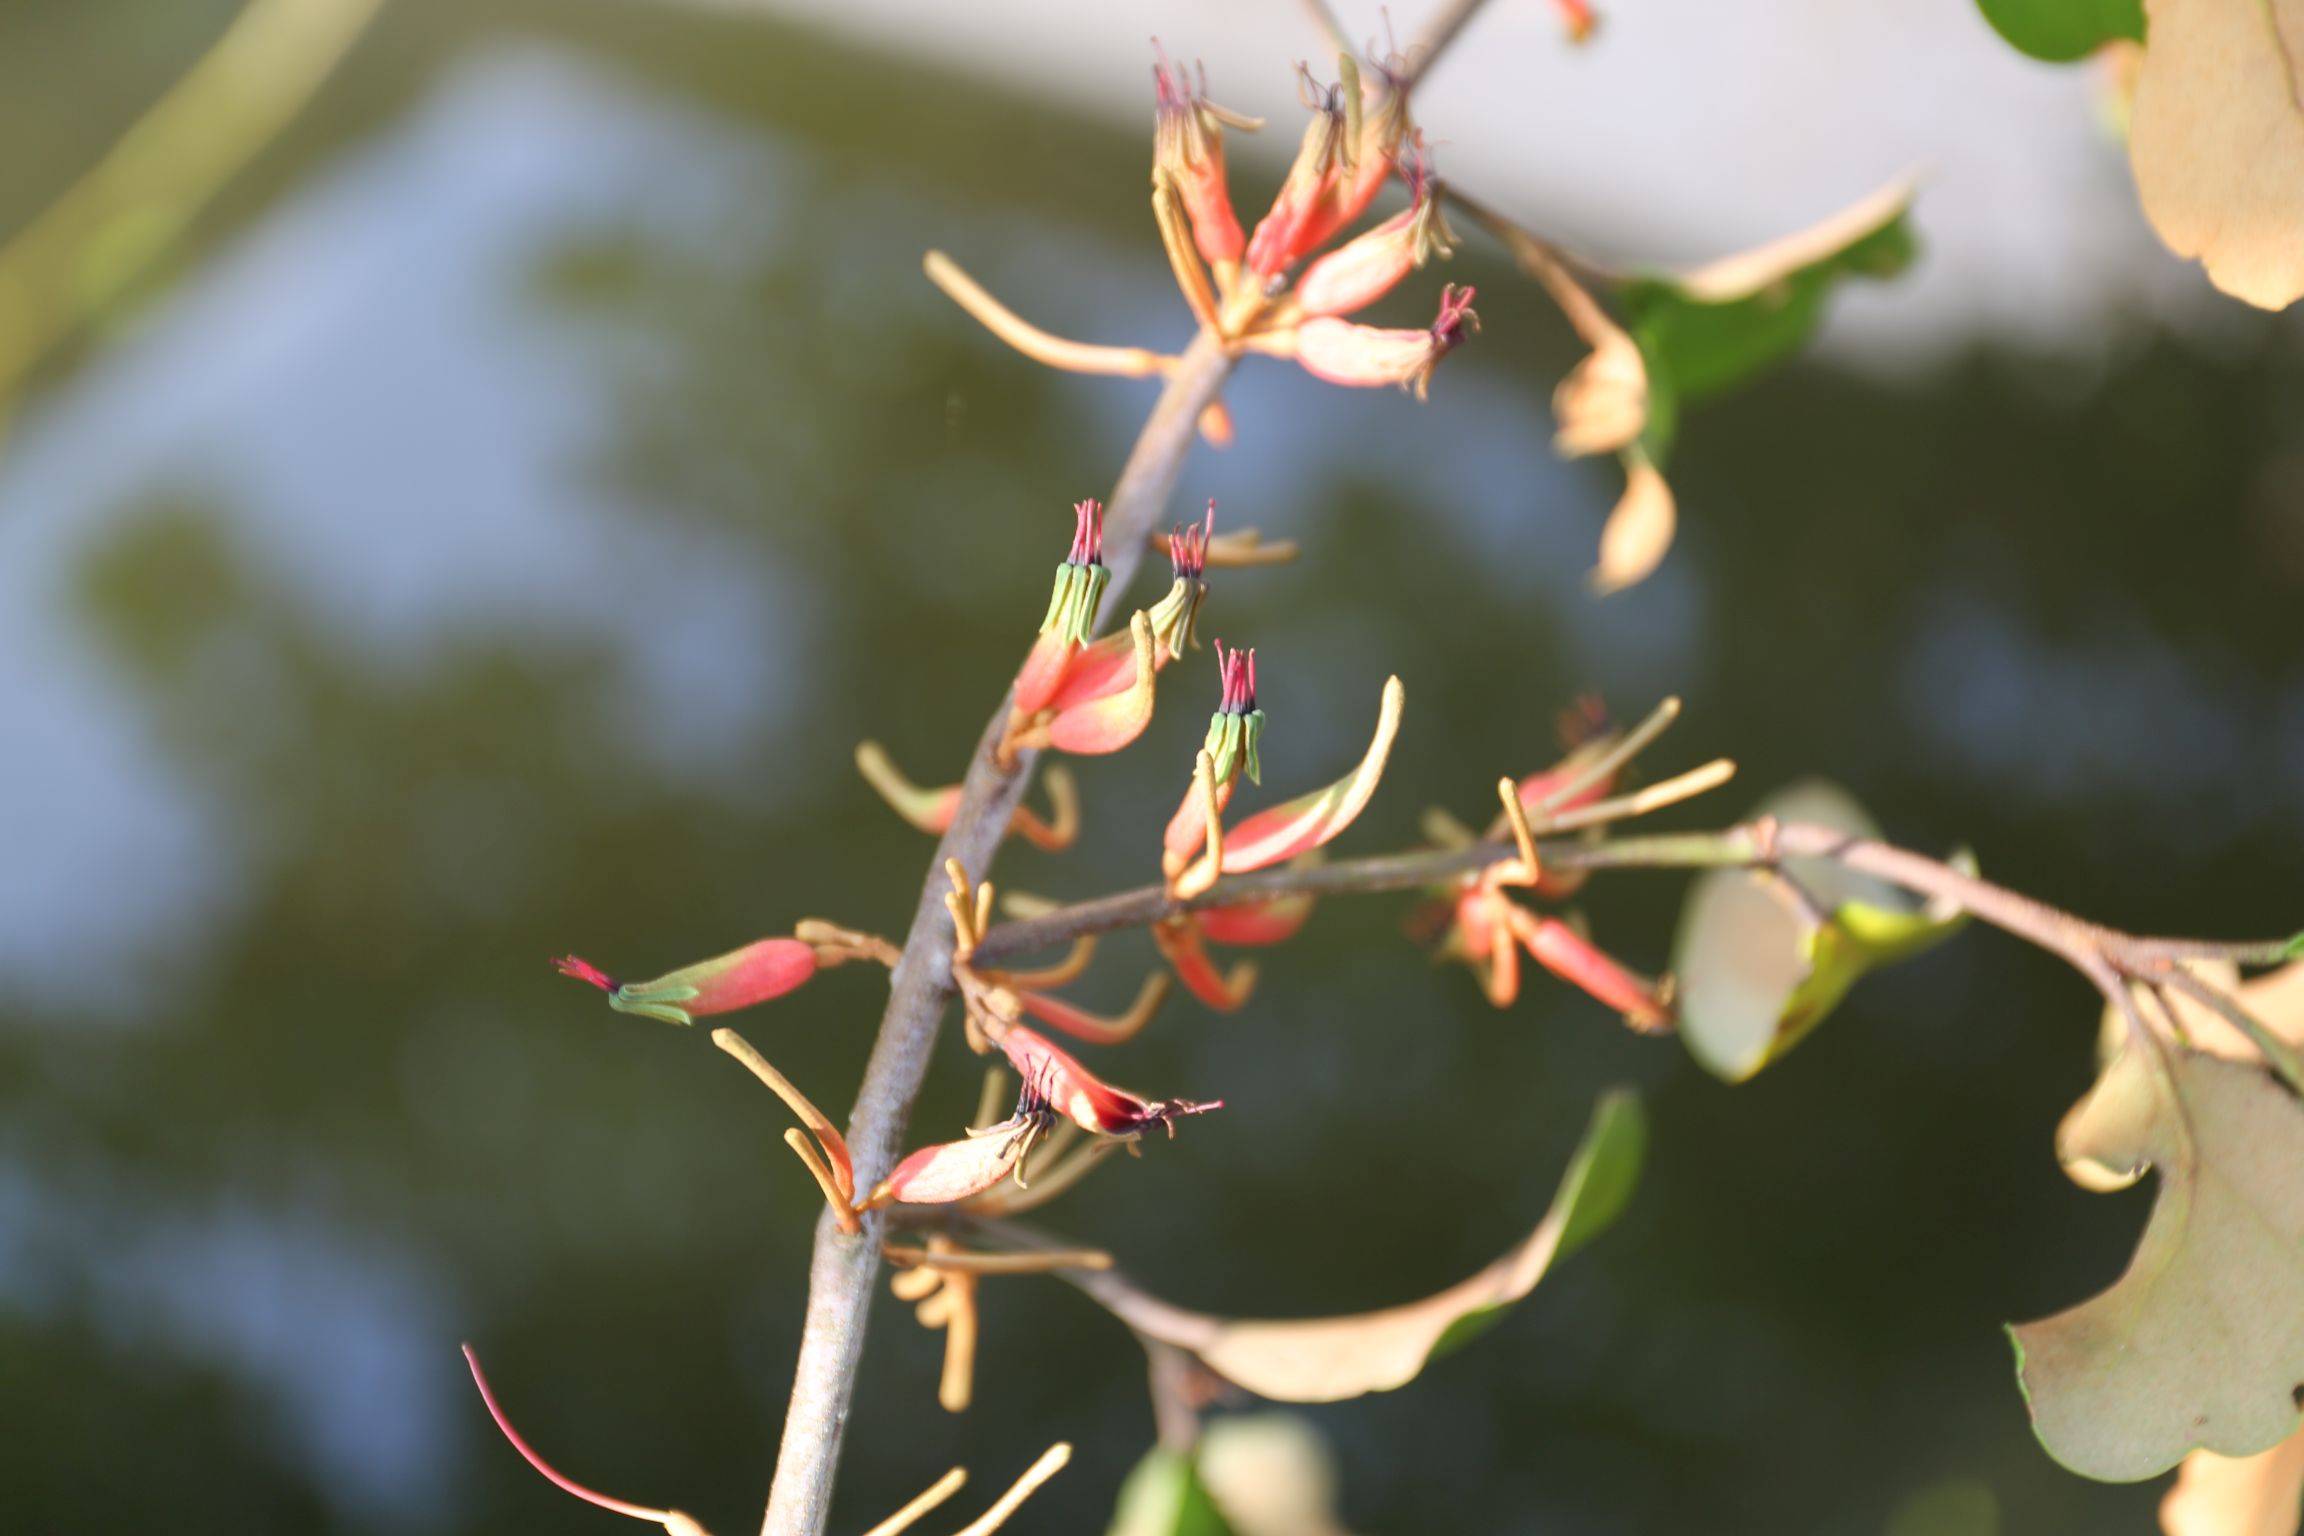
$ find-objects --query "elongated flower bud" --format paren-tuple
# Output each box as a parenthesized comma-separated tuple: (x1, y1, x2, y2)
(1292, 156, 1453, 318)
(554, 938, 816, 1027)
(996, 1024, 1222, 1139)
(1294, 284, 1478, 398)
(1153, 51, 1248, 267)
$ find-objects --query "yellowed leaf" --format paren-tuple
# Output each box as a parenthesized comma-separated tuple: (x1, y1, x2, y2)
(2163, 1421, 2304, 1536)
(1551, 326, 1648, 458)
(1197, 1416, 1354, 1536)
(1589, 452, 1676, 595)
(1066, 1092, 1642, 1403)
(2130, 0, 2304, 310)
(1673, 174, 1921, 303)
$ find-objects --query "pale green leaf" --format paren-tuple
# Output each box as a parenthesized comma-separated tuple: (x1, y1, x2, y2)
(1673, 780, 1968, 1081)
(2012, 1042, 2304, 1481)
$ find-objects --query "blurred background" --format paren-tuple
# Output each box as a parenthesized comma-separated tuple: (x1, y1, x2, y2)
(4, 0, 2302, 1531)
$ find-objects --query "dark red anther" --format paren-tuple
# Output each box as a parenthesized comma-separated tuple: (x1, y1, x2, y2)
(1169, 502, 1214, 580)
(1432, 285, 1479, 349)
(1213, 639, 1257, 715)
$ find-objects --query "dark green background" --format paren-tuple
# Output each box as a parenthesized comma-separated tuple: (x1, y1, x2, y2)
(4, 1, 2301, 1531)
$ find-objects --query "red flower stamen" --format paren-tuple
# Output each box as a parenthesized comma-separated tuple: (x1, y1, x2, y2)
(1169, 502, 1214, 581)
(552, 955, 617, 992)
(1069, 498, 1105, 566)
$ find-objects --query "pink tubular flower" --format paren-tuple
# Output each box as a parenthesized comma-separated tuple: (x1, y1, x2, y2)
(994, 1023, 1222, 1138)
(1164, 661, 1407, 886)
(1292, 154, 1453, 318)
(553, 938, 816, 1027)
(1014, 499, 1110, 717)
(1295, 284, 1478, 398)
(1244, 68, 1350, 279)
(1153, 50, 1248, 268)
(992, 498, 1248, 763)
(1287, 55, 1416, 262)
(866, 1103, 1054, 1207)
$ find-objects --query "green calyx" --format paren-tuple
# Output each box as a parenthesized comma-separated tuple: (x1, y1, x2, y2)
(1038, 560, 1109, 648)
(605, 981, 703, 1028)
(1147, 576, 1207, 660)
(1203, 705, 1264, 787)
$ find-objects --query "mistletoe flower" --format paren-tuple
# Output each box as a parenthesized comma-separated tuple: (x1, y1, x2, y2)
(552, 939, 816, 1028)
(1419, 771, 1673, 1028)
(1292, 151, 1455, 319)
(1001, 499, 1237, 763)
(1292, 284, 1479, 398)
(1001, 499, 1160, 762)
(1244, 67, 1351, 280)
(1164, 649, 1407, 898)
(1293, 50, 1419, 262)
(1153, 49, 1255, 275)
(1014, 498, 1110, 714)
(992, 1022, 1223, 1139)
(866, 1093, 1057, 1208)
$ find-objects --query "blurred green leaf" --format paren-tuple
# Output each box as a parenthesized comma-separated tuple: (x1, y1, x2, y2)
(1673, 780, 1968, 1081)
(1626, 179, 1919, 456)
(1107, 1448, 1238, 1536)
(1975, 0, 2144, 63)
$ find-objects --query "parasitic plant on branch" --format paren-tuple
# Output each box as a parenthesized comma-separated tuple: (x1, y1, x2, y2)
(463, 3, 2304, 1533)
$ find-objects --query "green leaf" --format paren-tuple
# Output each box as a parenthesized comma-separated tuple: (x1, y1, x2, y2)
(1975, 0, 2144, 63)
(1106, 1449, 1237, 1536)
(2012, 1039, 2304, 1480)
(1072, 1090, 1644, 1402)
(1623, 177, 1918, 438)
(1672, 780, 1968, 1081)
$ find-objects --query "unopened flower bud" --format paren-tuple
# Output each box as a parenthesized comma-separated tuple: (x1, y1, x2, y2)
(553, 938, 817, 1027)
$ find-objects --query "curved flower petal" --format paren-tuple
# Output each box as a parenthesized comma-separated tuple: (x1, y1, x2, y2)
(1047, 612, 1158, 755)
(1153, 917, 1260, 1012)
(1219, 675, 1404, 874)
(867, 1114, 1047, 1208)
(1195, 891, 1316, 948)
(996, 1023, 1221, 1138)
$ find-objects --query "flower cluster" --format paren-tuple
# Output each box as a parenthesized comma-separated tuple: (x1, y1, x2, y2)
(928, 45, 1481, 419)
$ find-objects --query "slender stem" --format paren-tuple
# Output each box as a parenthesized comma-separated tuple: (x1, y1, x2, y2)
(757, 329, 1234, 1536)
(968, 819, 2292, 982)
